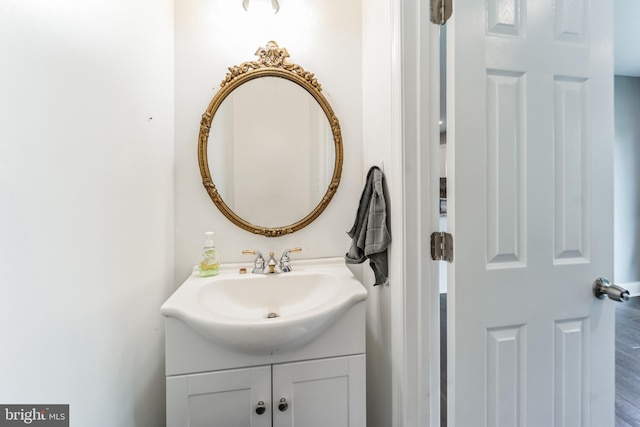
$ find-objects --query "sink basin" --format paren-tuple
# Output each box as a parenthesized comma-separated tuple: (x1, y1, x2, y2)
(161, 257, 367, 354)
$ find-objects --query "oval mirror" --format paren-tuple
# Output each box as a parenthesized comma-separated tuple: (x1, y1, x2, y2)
(198, 41, 343, 237)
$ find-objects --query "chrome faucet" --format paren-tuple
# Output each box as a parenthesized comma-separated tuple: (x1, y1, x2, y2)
(243, 247, 302, 274)
(279, 247, 302, 272)
(242, 250, 267, 274)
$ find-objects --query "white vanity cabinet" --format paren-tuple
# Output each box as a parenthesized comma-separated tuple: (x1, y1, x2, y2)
(161, 259, 368, 426)
(167, 354, 365, 427)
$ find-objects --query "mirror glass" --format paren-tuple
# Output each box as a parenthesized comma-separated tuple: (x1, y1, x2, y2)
(207, 77, 335, 227)
(198, 41, 342, 237)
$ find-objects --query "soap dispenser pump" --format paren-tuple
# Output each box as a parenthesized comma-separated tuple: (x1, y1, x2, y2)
(199, 231, 220, 277)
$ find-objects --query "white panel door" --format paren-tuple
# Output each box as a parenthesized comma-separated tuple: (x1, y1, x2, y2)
(447, 0, 615, 426)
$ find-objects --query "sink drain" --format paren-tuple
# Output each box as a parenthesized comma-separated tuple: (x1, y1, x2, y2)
(267, 312, 279, 319)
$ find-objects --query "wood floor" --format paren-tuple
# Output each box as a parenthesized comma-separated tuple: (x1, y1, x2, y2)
(615, 296, 640, 426)
(440, 294, 447, 427)
(439, 295, 640, 426)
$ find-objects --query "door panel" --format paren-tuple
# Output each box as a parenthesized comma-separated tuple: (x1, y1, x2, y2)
(272, 355, 365, 427)
(166, 366, 271, 427)
(448, 0, 614, 426)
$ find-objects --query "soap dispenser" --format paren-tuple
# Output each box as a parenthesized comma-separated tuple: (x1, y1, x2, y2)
(199, 231, 220, 277)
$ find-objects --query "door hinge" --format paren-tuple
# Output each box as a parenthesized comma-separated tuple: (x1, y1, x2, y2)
(431, 232, 453, 262)
(430, 0, 452, 25)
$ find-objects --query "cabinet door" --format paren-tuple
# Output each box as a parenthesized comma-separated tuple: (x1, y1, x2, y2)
(272, 355, 365, 427)
(167, 365, 271, 427)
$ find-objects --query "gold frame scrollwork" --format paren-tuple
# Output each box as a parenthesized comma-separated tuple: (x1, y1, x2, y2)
(197, 41, 343, 237)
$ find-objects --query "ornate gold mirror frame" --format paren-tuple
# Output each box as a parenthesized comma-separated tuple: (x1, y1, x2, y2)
(198, 41, 343, 237)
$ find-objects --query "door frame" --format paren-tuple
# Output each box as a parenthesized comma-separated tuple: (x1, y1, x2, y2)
(363, 0, 442, 425)
(390, 0, 443, 426)
(398, 1, 443, 426)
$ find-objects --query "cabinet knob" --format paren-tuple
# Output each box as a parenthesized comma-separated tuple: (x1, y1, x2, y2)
(278, 397, 289, 412)
(256, 401, 266, 415)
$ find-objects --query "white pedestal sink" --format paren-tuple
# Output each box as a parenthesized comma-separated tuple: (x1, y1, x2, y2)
(161, 257, 367, 356)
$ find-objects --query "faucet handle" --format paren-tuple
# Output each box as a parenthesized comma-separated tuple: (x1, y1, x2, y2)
(242, 250, 265, 274)
(281, 247, 302, 257)
(279, 247, 302, 272)
(242, 249, 263, 258)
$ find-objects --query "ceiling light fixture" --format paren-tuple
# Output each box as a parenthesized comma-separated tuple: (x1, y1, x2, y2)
(242, 0, 281, 14)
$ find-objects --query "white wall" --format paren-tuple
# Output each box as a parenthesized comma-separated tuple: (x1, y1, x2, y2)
(0, 2, 402, 426)
(614, 0, 640, 76)
(0, 1, 174, 426)
(614, 76, 640, 283)
(174, 0, 363, 280)
(362, 1, 396, 425)
(172, 3, 409, 426)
